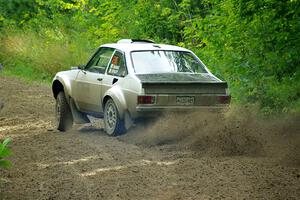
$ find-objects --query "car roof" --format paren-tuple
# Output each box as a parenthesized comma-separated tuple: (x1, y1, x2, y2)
(101, 42, 191, 53)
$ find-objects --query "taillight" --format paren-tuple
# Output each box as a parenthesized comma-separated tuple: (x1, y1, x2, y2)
(219, 95, 231, 104)
(137, 95, 156, 104)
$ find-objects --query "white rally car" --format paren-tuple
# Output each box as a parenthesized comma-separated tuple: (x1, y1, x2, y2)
(52, 39, 230, 136)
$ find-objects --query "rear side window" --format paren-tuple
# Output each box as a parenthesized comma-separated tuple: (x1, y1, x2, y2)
(107, 51, 128, 77)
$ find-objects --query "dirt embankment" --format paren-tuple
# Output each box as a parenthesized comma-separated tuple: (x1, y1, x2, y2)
(0, 76, 299, 200)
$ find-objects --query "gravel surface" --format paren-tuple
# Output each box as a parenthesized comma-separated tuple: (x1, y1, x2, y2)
(0, 76, 299, 200)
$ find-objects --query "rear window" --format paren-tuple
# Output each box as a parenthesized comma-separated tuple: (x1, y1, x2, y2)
(131, 50, 207, 74)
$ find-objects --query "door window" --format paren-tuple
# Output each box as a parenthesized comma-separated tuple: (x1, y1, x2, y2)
(107, 51, 128, 77)
(85, 47, 114, 74)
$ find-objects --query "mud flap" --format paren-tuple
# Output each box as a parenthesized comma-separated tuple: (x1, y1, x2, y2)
(124, 111, 134, 130)
(69, 98, 90, 124)
(0, 100, 4, 111)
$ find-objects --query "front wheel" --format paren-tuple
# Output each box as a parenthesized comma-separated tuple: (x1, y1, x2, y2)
(104, 99, 125, 136)
(56, 92, 73, 131)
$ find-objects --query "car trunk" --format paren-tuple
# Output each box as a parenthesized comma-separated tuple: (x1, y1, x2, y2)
(136, 73, 230, 106)
(137, 73, 227, 94)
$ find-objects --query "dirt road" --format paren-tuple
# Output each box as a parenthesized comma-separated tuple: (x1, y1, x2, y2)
(0, 76, 299, 200)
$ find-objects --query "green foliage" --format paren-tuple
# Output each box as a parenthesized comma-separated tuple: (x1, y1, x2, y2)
(183, 0, 300, 113)
(0, 0, 299, 114)
(0, 27, 93, 81)
(0, 138, 12, 169)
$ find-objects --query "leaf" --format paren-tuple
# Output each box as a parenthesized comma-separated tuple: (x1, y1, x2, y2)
(0, 148, 11, 158)
(3, 138, 11, 147)
(0, 159, 12, 168)
(0, 138, 12, 159)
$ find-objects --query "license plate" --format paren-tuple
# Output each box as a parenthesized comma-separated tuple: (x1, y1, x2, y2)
(176, 96, 195, 105)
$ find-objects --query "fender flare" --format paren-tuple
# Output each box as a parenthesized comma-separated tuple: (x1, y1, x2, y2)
(102, 87, 128, 120)
(52, 76, 72, 104)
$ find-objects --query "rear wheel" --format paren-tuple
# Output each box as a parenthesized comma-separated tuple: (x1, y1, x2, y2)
(56, 92, 73, 131)
(104, 99, 125, 136)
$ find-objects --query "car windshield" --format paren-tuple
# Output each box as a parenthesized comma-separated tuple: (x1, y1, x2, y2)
(131, 50, 207, 74)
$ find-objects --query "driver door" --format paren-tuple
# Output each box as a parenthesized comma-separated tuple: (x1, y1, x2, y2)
(74, 47, 114, 113)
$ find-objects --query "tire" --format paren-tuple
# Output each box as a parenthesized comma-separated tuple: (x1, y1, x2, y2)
(56, 91, 73, 131)
(104, 98, 125, 136)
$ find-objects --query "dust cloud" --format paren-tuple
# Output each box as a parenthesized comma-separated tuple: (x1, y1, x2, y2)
(119, 106, 300, 166)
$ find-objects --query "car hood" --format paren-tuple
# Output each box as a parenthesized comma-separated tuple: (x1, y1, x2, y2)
(136, 73, 221, 83)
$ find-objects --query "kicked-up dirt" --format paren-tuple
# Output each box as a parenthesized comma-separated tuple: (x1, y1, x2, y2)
(0, 76, 299, 200)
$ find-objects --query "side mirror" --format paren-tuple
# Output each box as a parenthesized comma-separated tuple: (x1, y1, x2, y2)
(71, 64, 85, 70)
(71, 66, 79, 70)
(78, 64, 85, 69)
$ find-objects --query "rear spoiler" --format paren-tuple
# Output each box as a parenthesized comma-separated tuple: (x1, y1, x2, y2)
(142, 82, 228, 94)
(142, 81, 228, 87)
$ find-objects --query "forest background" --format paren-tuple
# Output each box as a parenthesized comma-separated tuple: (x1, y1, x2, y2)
(0, 0, 299, 114)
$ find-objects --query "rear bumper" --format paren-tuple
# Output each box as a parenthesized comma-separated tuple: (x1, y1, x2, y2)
(135, 105, 229, 116)
(131, 94, 231, 118)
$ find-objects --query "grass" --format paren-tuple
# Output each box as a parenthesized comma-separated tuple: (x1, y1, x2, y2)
(0, 28, 94, 83)
(0, 65, 52, 84)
